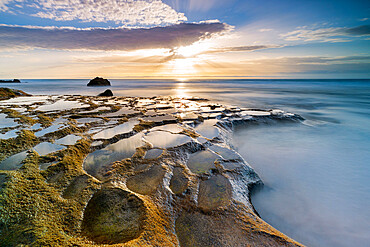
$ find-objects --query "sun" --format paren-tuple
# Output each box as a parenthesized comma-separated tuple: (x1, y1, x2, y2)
(175, 41, 211, 58)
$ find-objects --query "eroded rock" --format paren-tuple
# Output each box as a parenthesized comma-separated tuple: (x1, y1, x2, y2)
(81, 187, 146, 244)
(170, 167, 189, 195)
(126, 164, 166, 195)
(187, 150, 219, 174)
(198, 175, 232, 211)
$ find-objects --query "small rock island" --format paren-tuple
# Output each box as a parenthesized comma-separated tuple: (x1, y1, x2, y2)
(0, 79, 21, 83)
(98, 89, 113, 96)
(87, 77, 111, 86)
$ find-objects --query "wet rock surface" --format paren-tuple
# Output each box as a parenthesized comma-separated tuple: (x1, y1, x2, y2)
(81, 187, 146, 244)
(0, 94, 304, 246)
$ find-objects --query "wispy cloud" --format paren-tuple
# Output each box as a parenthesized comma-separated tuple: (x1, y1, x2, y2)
(1, 0, 187, 26)
(259, 28, 273, 32)
(0, 22, 230, 51)
(73, 45, 277, 65)
(281, 25, 370, 42)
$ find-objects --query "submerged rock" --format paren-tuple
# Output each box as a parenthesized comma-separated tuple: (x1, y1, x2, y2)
(97, 89, 113, 96)
(87, 77, 111, 86)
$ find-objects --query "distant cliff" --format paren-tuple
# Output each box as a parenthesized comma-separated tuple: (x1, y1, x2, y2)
(0, 79, 21, 83)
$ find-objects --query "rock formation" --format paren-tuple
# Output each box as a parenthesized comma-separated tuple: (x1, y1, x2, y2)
(87, 77, 111, 86)
(0, 87, 30, 100)
(98, 89, 113, 96)
(0, 94, 304, 246)
(0, 79, 21, 83)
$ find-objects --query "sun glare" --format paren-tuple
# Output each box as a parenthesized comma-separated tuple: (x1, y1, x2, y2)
(176, 42, 211, 57)
(174, 82, 189, 98)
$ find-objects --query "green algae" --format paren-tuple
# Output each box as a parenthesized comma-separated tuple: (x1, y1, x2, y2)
(133, 120, 156, 132)
(1, 108, 36, 126)
(0, 88, 30, 100)
(0, 129, 39, 162)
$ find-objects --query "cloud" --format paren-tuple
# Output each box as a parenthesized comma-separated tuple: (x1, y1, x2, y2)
(259, 28, 273, 32)
(207, 45, 279, 53)
(1, 0, 187, 26)
(281, 25, 370, 42)
(0, 22, 230, 51)
(74, 45, 276, 65)
(194, 55, 370, 77)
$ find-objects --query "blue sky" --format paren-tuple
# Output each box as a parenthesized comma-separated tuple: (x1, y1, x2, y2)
(0, 0, 369, 78)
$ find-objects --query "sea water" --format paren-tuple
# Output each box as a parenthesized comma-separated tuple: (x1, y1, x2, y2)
(1, 79, 370, 246)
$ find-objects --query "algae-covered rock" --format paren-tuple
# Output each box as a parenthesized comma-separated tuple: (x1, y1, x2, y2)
(198, 174, 232, 211)
(81, 187, 146, 244)
(62, 174, 91, 199)
(0, 94, 304, 247)
(0, 87, 30, 100)
(126, 164, 166, 195)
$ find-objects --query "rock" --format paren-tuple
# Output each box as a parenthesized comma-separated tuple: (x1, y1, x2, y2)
(81, 187, 146, 244)
(0, 79, 21, 83)
(198, 175, 232, 211)
(126, 164, 166, 195)
(0, 87, 30, 100)
(170, 167, 189, 195)
(87, 77, 111, 86)
(98, 89, 113, 96)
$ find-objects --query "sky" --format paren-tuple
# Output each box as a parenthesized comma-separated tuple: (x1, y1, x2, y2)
(0, 0, 369, 79)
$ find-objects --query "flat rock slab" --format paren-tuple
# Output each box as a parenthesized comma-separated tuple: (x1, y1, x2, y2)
(198, 175, 232, 211)
(170, 167, 189, 195)
(144, 149, 163, 159)
(187, 150, 219, 174)
(82, 187, 146, 244)
(126, 164, 166, 195)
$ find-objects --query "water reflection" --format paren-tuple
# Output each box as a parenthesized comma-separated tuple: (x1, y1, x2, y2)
(144, 131, 192, 149)
(174, 82, 189, 98)
(84, 133, 143, 178)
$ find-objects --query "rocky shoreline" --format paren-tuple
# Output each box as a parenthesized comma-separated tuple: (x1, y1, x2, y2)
(0, 91, 304, 246)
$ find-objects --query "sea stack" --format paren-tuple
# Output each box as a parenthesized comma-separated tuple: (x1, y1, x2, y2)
(87, 77, 111, 86)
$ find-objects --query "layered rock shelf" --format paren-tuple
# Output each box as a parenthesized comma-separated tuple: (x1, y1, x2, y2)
(0, 93, 304, 246)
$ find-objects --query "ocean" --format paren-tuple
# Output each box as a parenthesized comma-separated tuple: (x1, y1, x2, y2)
(2, 79, 370, 247)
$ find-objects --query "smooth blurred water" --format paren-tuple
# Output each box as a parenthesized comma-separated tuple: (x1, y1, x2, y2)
(2, 79, 370, 246)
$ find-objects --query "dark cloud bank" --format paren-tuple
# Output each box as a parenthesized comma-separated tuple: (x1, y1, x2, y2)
(0, 22, 229, 51)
